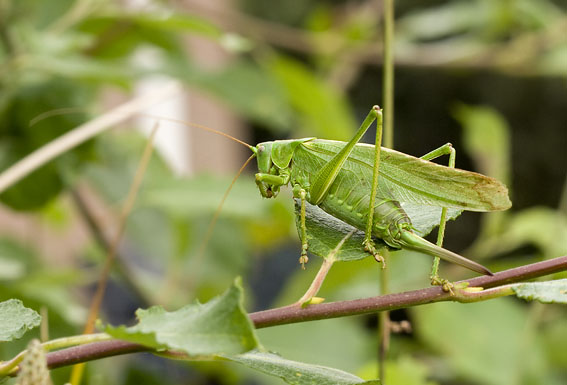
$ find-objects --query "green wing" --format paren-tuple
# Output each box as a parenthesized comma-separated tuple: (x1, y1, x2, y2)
(301, 140, 511, 212)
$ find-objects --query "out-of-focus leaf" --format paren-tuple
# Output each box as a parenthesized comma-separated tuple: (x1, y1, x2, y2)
(0, 256, 25, 280)
(105, 279, 259, 356)
(395, 1, 564, 76)
(468, 207, 567, 259)
(414, 300, 549, 385)
(295, 200, 461, 262)
(0, 144, 62, 210)
(538, 43, 567, 76)
(398, 0, 562, 41)
(81, 13, 221, 39)
(78, 13, 220, 58)
(27, 55, 135, 85)
(452, 104, 510, 185)
(267, 55, 355, 140)
(256, 316, 371, 376)
(225, 350, 380, 385)
(358, 355, 436, 385)
(512, 279, 567, 304)
(0, 78, 93, 210)
(542, 320, 567, 368)
(15, 270, 88, 325)
(453, 103, 511, 236)
(0, 239, 87, 325)
(0, 299, 41, 341)
(141, 174, 275, 220)
(398, 2, 485, 40)
(172, 60, 292, 131)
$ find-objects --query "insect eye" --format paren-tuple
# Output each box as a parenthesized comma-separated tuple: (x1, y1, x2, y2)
(258, 145, 264, 153)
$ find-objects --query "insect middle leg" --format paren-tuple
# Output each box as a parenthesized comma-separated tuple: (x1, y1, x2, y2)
(296, 187, 309, 268)
(420, 143, 456, 291)
(308, 106, 384, 265)
(362, 107, 386, 266)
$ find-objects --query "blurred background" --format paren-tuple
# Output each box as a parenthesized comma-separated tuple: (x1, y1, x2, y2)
(0, 0, 566, 384)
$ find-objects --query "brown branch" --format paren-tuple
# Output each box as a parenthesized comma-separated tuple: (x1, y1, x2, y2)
(26, 256, 566, 372)
(48, 341, 149, 370)
(250, 256, 567, 328)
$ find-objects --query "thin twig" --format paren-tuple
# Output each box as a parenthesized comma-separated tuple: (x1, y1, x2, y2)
(294, 230, 354, 306)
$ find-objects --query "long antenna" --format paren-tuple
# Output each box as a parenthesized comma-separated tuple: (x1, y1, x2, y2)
(188, 153, 257, 290)
(139, 114, 254, 150)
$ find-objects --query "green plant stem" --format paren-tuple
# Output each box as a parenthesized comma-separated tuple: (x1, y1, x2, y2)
(0, 333, 112, 376)
(378, 250, 389, 380)
(382, 0, 394, 149)
(2, 257, 565, 377)
(380, 0, 395, 380)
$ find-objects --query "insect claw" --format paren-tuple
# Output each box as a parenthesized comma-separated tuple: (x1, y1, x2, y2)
(363, 239, 387, 268)
(299, 253, 309, 269)
(431, 275, 456, 295)
(374, 254, 386, 268)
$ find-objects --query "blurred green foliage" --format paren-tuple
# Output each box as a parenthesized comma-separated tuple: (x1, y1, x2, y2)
(0, 0, 566, 384)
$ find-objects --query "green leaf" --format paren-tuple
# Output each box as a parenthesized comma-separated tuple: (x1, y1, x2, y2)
(0, 299, 41, 342)
(414, 300, 549, 385)
(225, 350, 380, 385)
(105, 279, 259, 356)
(512, 279, 567, 304)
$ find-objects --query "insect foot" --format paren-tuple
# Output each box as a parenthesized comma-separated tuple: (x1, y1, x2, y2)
(363, 239, 386, 268)
(431, 275, 455, 295)
(299, 254, 309, 269)
(299, 245, 309, 269)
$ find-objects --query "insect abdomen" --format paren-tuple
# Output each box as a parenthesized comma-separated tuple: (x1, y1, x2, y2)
(319, 193, 412, 249)
(290, 142, 412, 248)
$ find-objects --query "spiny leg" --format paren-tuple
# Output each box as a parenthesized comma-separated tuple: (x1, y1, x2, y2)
(307, 106, 383, 264)
(299, 188, 309, 268)
(363, 107, 386, 267)
(420, 143, 456, 292)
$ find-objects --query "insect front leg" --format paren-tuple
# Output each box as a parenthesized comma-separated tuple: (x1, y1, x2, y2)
(293, 184, 309, 268)
(255, 172, 289, 198)
(420, 143, 456, 292)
